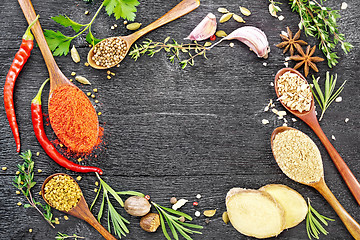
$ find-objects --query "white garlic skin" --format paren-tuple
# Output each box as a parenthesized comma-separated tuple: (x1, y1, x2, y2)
(185, 13, 217, 41)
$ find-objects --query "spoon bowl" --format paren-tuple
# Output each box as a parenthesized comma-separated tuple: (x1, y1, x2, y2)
(271, 127, 360, 239)
(274, 68, 360, 205)
(42, 173, 116, 240)
(87, 0, 200, 69)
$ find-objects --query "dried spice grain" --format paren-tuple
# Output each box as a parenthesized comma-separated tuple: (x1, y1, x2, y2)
(273, 129, 323, 183)
(277, 71, 312, 113)
(92, 38, 127, 67)
(43, 174, 82, 212)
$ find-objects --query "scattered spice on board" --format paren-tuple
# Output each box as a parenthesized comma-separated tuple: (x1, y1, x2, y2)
(276, 71, 312, 112)
(92, 38, 127, 67)
(48, 85, 99, 153)
(43, 174, 82, 212)
(272, 129, 323, 183)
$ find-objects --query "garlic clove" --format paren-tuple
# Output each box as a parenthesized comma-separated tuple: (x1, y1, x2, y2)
(185, 13, 217, 41)
(223, 26, 270, 59)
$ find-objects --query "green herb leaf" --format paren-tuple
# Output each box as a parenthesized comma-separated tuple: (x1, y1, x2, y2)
(44, 30, 73, 56)
(51, 15, 85, 32)
(104, 0, 140, 21)
(116, 191, 145, 197)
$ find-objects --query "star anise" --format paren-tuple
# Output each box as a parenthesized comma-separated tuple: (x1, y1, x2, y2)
(276, 27, 308, 56)
(290, 45, 324, 77)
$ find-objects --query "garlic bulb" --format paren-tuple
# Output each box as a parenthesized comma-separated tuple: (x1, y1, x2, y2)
(223, 26, 270, 59)
(185, 13, 217, 41)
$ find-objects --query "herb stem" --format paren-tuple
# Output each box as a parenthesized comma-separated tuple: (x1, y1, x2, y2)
(73, 1, 104, 39)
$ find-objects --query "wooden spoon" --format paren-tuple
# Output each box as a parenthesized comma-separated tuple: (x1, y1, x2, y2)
(18, 0, 99, 152)
(42, 173, 116, 240)
(274, 67, 360, 205)
(87, 0, 200, 69)
(271, 127, 360, 239)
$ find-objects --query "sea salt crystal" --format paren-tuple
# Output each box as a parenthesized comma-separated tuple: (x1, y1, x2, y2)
(284, 62, 289, 67)
(292, 118, 297, 122)
(196, 194, 202, 199)
(270, 82, 274, 87)
(195, 211, 201, 217)
(331, 135, 336, 140)
(345, 118, 349, 123)
(263, 62, 268, 67)
(278, 15, 285, 21)
(262, 119, 270, 125)
(283, 123, 288, 127)
(335, 96, 342, 102)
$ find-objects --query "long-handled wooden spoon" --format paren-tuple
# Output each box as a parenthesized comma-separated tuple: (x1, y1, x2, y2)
(88, 0, 200, 69)
(274, 67, 360, 205)
(42, 173, 116, 240)
(18, 0, 99, 153)
(271, 126, 360, 239)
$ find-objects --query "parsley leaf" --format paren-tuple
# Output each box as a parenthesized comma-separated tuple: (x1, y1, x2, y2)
(51, 15, 85, 32)
(86, 30, 103, 46)
(44, 30, 73, 56)
(104, 0, 140, 21)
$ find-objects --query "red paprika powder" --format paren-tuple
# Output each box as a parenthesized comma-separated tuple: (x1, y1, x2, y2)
(48, 85, 99, 153)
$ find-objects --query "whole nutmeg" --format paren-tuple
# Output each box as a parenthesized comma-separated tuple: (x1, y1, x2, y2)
(140, 213, 160, 232)
(124, 196, 151, 217)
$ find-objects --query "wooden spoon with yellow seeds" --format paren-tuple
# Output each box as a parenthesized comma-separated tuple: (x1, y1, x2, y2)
(42, 173, 116, 240)
(87, 0, 200, 69)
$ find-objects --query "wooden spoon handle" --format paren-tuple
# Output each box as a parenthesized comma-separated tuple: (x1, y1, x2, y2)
(127, 0, 200, 42)
(18, 0, 64, 80)
(84, 214, 117, 240)
(304, 113, 360, 206)
(313, 178, 360, 239)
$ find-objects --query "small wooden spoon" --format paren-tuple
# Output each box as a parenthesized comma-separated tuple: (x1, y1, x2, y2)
(18, 0, 99, 152)
(274, 68, 360, 205)
(271, 127, 360, 239)
(42, 173, 116, 240)
(88, 0, 200, 69)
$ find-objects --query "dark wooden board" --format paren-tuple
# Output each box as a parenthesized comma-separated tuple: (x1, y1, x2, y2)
(1, 0, 359, 239)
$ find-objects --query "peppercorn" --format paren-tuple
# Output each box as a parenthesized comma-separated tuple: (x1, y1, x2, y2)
(179, 216, 185, 223)
(170, 197, 177, 204)
(145, 195, 150, 200)
(210, 35, 216, 41)
(193, 201, 198, 206)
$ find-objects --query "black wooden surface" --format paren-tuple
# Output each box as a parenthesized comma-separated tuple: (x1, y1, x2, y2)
(1, 0, 359, 239)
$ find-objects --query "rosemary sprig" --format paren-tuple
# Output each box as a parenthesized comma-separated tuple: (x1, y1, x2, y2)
(55, 232, 84, 239)
(306, 198, 334, 239)
(152, 202, 203, 240)
(288, 0, 353, 68)
(310, 71, 346, 121)
(129, 37, 209, 69)
(13, 150, 55, 228)
(90, 173, 144, 238)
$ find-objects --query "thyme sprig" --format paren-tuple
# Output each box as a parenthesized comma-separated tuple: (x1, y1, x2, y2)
(289, 0, 353, 68)
(306, 198, 334, 239)
(129, 37, 209, 69)
(152, 202, 203, 240)
(310, 72, 346, 121)
(55, 232, 84, 239)
(13, 150, 55, 228)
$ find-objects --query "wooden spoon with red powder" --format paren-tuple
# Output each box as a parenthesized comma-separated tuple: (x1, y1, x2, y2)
(19, 0, 99, 153)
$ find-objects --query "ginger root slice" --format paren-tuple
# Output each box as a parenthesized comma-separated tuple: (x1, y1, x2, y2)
(259, 184, 308, 229)
(226, 188, 285, 239)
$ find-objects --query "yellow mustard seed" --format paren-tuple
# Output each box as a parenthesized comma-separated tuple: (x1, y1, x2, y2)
(36, 152, 40, 156)
(91, 94, 95, 98)
(93, 88, 98, 93)
(69, 79, 73, 82)
(111, 72, 115, 76)
(29, 229, 33, 233)
(85, 62, 90, 66)
(94, 188, 98, 193)
(17, 202, 22, 206)
(39, 191, 42, 195)
(16, 171, 20, 175)
(43, 174, 82, 212)
(95, 100, 99, 103)
(2, 167, 7, 171)
(123, 20, 128, 25)
(64, 215, 69, 220)
(76, 176, 82, 181)
(16, 190, 20, 195)
(85, 10, 89, 15)
(107, 70, 111, 75)
(77, 158, 82, 162)
(59, 143, 64, 148)
(95, 181, 99, 186)
(98, 112, 102, 116)
(107, 76, 111, 79)
(55, 217, 59, 221)
(87, 92, 91, 96)
(71, 72, 76, 76)
(37, 169, 42, 173)
(55, 221, 60, 225)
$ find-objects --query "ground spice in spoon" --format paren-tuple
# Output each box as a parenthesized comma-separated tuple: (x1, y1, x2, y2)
(48, 85, 99, 153)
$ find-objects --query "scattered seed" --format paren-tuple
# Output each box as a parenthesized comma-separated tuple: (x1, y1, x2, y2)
(85, 10, 89, 15)
(205, 219, 210, 224)
(172, 199, 188, 210)
(262, 119, 269, 125)
(16, 190, 20, 194)
(29, 229, 33, 233)
(64, 215, 69, 220)
(76, 176, 82, 181)
(215, 30, 227, 38)
(111, 26, 115, 30)
(95, 181, 99, 186)
(217, 7, 229, 14)
(114, 24, 118, 28)
(87, 92, 91, 96)
(70, 45, 81, 63)
(233, 14, 245, 23)
(84, 62, 90, 66)
(335, 96, 342, 102)
(71, 72, 76, 76)
(229, 43, 235, 48)
(278, 15, 285, 21)
(239, 6, 251, 16)
(98, 112, 102, 116)
(145, 195, 151, 200)
(94, 188, 98, 193)
(292, 118, 297, 122)
(195, 211, 201, 217)
(75, 76, 91, 85)
(331, 135, 336, 140)
(123, 20, 128, 25)
(170, 197, 177, 204)
(284, 62, 289, 67)
(222, 212, 229, 224)
(107, 76, 111, 79)
(95, 100, 99, 103)
(341, 2, 348, 10)
(270, 82, 274, 87)
(179, 216, 186, 222)
(193, 202, 198, 206)
(36, 152, 40, 156)
(196, 194, 201, 199)
(59, 143, 64, 148)
(263, 62, 268, 67)
(2, 167, 7, 171)
(204, 209, 216, 217)
(91, 94, 95, 98)
(69, 79, 73, 82)
(16, 171, 20, 175)
(77, 158, 82, 162)
(17, 202, 22, 206)
(283, 123, 288, 126)
(127, 22, 142, 31)
(345, 118, 349, 123)
(220, 13, 233, 23)
(111, 72, 116, 76)
(37, 169, 42, 173)
(39, 191, 42, 195)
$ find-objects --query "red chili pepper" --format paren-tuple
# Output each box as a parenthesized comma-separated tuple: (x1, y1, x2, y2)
(4, 15, 39, 152)
(31, 79, 103, 175)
